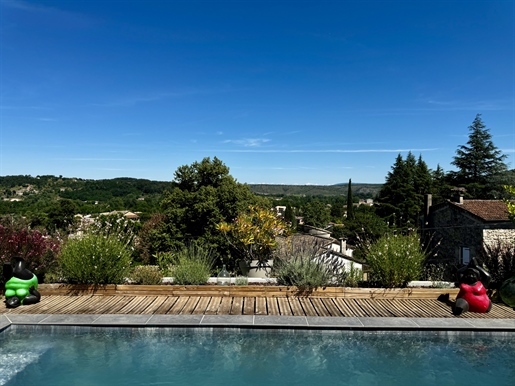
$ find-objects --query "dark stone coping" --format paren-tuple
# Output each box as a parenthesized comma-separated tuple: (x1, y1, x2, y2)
(1, 313, 515, 332)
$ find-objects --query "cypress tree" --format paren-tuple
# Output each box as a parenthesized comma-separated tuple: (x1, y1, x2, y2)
(346, 179, 354, 220)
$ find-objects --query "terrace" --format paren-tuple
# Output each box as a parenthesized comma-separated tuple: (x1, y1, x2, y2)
(2, 284, 515, 331)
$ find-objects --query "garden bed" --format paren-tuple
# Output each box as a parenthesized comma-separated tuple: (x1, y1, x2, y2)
(35, 283, 459, 299)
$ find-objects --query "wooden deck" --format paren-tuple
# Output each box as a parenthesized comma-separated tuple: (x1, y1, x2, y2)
(4, 294, 515, 319)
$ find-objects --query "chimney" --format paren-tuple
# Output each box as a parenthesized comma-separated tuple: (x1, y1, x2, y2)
(451, 187, 465, 204)
(424, 194, 432, 217)
(339, 239, 346, 254)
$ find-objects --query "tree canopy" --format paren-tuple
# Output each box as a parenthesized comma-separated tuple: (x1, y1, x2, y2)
(376, 152, 432, 228)
(449, 114, 507, 197)
(157, 157, 269, 265)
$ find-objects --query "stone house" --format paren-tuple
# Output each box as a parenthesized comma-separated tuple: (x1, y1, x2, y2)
(423, 193, 515, 265)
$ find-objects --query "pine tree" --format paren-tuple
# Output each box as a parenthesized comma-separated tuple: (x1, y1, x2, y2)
(377, 152, 432, 228)
(450, 114, 507, 197)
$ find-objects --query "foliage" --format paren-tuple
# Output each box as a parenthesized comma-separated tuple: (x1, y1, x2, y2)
(136, 213, 168, 265)
(343, 262, 363, 288)
(366, 232, 426, 288)
(217, 206, 287, 264)
(0, 219, 61, 284)
(170, 242, 215, 285)
(422, 263, 452, 288)
(274, 235, 345, 291)
(478, 240, 515, 289)
(158, 157, 269, 269)
(154, 251, 175, 276)
(503, 185, 515, 223)
(376, 152, 433, 228)
(275, 255, 334, 292)
(346, 179, 354, 220)
(341, 205, 388, 260)
(302, 199, 331, 228)
(58, 233, 133, 284)
(87, 213, 138, 247)
(130, 265, 163, 285)
(449, 114, 508, 198)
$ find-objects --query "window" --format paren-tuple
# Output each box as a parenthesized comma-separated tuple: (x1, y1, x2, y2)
(460, 247, 470, 265)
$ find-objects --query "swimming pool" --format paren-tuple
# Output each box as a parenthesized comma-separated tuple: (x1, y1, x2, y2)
(1, 326, 514, 385)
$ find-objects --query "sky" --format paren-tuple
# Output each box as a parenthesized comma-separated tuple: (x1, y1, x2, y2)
(0, 0, 514, 185)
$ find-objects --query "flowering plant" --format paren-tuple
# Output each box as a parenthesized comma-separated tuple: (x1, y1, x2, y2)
(0, 223, 61, 282)
(217, 206, 287, 265)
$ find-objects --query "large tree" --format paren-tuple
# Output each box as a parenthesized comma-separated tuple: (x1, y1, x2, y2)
(450, 114, 507, 197)
(376, 152, 432, 228)
(155, 157, 269, 264)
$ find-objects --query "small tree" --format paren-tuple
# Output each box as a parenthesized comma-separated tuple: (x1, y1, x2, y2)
(217, 206, 286, 266)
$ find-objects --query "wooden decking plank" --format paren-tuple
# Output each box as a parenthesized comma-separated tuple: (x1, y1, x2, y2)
(58, 296, 98, 314)
(298, 297, 317, 317)
(277, 297, 292, 316)
(152, 296, 178, 314)
(254, 297, 267, 315)
(410, 299, 452, 318)
(267, 298, 280, 316)
(332, 298, 358, 317)
(288, 297, 305, 316)
(218, 297, 233, 315)
(365, 299, 396, 317)
(32, 296, 80, 314)
(204, 297, 222, 315)
(354, 299, 386, 317)
(117, 296, 150, 314)
(345, 299, 369, 317)
(70, 296, 114, 314)
(127, 296, 159, 314)
(380, 299, 425, 318)
(230, 297, 244, 315)
(139, 296, 169, 315)
(394, 299, 440, 318)
(319, 298, 344, 317)
(309, 298, 331, 316)
(243, 297, 255, 315)
(167, 297, 189, 314)
(179, 297, 201, 315)
(36, 296, 85, 314)
(12, 295, 68, 314)
(191, 297, 211, 315)
(92, 296, 128, 314)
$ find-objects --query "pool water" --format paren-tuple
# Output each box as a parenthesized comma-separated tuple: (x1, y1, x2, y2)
(1, 326, 514, 385)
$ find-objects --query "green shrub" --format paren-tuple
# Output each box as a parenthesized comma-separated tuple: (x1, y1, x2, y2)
(130, 265, 163, 285)
(154, 251, 175, 276)
(275, 255, 333, 291)
(366, 233, 425, 288)
(170, 242, 214, 285)
(341, 262, 363, 288)
(479, 240, 515, 289)
(58, 233, 132, 284)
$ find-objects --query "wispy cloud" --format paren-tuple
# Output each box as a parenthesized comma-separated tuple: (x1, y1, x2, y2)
(223, 138, 271, 147)
(223, 148, 437, 153)
(2, 0, 98, 28)
(94, 87, 232, 107)
(425, 98, 512, 111)
(55, 158, 142, 162)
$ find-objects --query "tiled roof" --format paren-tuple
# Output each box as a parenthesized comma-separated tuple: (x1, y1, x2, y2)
(450, 200, 511, 222)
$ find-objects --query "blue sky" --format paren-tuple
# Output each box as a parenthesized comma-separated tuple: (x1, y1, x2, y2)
(1, 0, 514, 185)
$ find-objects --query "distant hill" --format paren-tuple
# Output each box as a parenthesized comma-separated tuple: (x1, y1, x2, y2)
(0, 175, 382, 201)
(248, 183, 382, 198)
